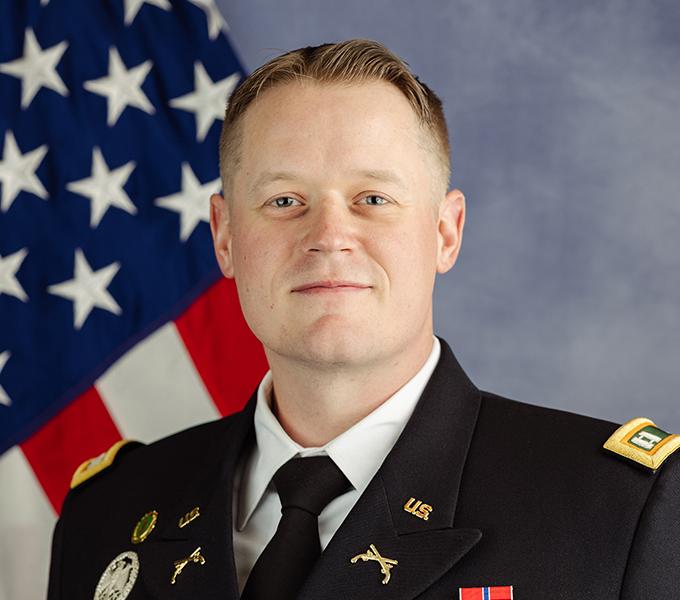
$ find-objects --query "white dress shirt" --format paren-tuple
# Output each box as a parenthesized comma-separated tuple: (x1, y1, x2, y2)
(232, 337, 441, 591)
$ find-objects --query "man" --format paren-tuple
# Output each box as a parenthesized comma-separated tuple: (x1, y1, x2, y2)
(48, 40, 680, 600)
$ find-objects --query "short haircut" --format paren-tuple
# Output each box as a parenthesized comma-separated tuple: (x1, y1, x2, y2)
(218, 39, 451, 194)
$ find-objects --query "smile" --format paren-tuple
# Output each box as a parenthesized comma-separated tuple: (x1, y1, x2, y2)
(291, 281, 372, 294)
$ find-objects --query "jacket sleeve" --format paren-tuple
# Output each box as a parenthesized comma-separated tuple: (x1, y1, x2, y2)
(620, 453, 680, 598)
(46, 513, 65, 600)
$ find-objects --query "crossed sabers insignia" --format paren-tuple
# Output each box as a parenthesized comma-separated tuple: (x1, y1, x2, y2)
(350, 544, 398, 585)
(171, 547, 205, 585)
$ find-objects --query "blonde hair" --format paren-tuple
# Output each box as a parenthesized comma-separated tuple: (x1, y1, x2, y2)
(219, 39, 451, 192)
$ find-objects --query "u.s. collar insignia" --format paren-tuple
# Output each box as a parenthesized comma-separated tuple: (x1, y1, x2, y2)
(178, 506, 200, 528)
(603, 417, 680, 472)
(94, 551, 139, 600)
(403, 497, 433, 521)
(132, 510, 158, 544)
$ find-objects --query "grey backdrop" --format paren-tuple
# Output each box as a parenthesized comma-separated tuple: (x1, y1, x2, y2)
(216, 0, 680, 431)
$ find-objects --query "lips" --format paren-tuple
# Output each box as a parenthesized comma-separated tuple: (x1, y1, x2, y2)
(291, 280, 371, 292)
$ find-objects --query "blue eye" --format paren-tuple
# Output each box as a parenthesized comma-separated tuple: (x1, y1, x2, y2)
(362, 195, 388, 206)
(270, 197, 299, 208)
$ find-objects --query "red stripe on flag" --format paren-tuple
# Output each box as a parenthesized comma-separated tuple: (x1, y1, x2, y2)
(21, 387, 122, 514)
(176, 278, 268, 417)
(490, 587, 513, 599)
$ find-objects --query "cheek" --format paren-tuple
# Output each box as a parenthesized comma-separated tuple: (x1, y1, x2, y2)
(384, 221, 438, 278)
(231, 229, 272, 293)
(232, 224, 295, 310)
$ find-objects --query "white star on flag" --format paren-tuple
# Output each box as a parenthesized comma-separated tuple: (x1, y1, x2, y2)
(170, 63, 239, 142)
(188, 0, 229, 40)
(0, 248, 29, 302)
(83, 47, 155, 127)
(155, 163, 219, 242)
(66, 147, 137, 228)
(0, 351, 11, 407)
(0, 28, 68, 109)
(0, 130, 48, 213)
(47, 249, 122, 330)
(123, 0, 171, 26)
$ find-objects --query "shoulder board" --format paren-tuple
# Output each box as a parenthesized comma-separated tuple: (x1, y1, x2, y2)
(70, 439, 140, 489)
(603, 417, 680, 473)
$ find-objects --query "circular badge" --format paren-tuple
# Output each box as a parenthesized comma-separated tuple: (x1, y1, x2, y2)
(93, 551, 139, 600)
(131, 510, 158, 544)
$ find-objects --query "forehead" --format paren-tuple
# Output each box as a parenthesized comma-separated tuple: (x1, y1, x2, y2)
(236, 80, 430, 183)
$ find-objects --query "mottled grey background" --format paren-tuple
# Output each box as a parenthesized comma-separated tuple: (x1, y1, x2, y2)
(217, 0, 680, 430)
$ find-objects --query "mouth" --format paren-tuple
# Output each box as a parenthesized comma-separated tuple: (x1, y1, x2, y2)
(291, 280, 372, 294)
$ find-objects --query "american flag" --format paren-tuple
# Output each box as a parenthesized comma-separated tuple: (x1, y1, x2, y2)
(0, 1, 267, 598)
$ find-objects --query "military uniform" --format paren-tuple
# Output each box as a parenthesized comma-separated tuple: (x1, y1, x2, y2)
(47, 339, 680, 599)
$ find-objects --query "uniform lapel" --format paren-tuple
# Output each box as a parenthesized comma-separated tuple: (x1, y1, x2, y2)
(136, 398, 256, 600)
(299, 339, 483, 600)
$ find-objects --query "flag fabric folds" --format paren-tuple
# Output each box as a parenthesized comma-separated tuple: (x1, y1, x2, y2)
(0, 1, 267, 598)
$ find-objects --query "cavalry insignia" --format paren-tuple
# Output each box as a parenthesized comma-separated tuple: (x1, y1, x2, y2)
(603, 417, 680, 472)
(94, 551, 139, 600)
(350, 544, 398, 585)
(71, 440, 138, 489)
(132, 510, 158, 544)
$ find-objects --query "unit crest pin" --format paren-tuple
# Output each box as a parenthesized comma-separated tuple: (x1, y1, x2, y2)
(131, 510, 158, 544)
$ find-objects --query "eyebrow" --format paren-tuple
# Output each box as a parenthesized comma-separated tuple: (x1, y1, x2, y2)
(248, 168, 407, 195)
(249, 171, 300, 195)
(350, 169, 406, 189)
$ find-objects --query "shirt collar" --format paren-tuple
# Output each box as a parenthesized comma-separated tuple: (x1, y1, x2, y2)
(237, 337, 441, 530)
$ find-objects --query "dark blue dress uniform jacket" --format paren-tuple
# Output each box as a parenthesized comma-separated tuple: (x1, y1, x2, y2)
(47, 338, 680, 599)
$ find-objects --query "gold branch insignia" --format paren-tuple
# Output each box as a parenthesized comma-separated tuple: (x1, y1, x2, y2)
(171, 547, 205, 585)
(350, 544, 398, 585)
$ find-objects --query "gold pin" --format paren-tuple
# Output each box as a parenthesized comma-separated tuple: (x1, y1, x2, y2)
(131, 510, 158, 544)
(178, 506, 200, 529)
(350, 544, 398, 585)
(403, 497, 433, 521)
(171, 547, 206, 585)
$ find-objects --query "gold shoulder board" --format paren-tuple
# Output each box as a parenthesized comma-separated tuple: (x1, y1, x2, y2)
(70, 439, 138, 489)
(603, 418, 680, 472)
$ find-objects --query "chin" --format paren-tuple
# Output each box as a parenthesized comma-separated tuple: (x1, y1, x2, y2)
(286, 317, 380, 366)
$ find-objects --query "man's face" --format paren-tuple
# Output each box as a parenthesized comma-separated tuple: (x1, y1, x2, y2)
(211, 81, 464, 369)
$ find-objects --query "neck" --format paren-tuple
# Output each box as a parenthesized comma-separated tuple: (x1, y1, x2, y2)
(264, 333, 435, 447)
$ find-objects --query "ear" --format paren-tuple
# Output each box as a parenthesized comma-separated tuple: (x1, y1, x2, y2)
(435, 188, 465, 274)
(210, 193, 235, 278)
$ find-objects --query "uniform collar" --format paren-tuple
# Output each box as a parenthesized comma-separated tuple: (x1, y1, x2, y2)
(136, 400, 256, 600)
(237, 337, 441, 530)
(298, 337, 483, 600)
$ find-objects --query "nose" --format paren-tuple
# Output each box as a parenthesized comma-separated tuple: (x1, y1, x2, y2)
(302, 198, 356, 254)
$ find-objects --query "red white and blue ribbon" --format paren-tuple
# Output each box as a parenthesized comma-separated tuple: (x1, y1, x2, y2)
(459, 586, 514, 600)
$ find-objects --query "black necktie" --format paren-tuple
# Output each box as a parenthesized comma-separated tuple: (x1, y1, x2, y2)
(241, 456, 351, 600)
